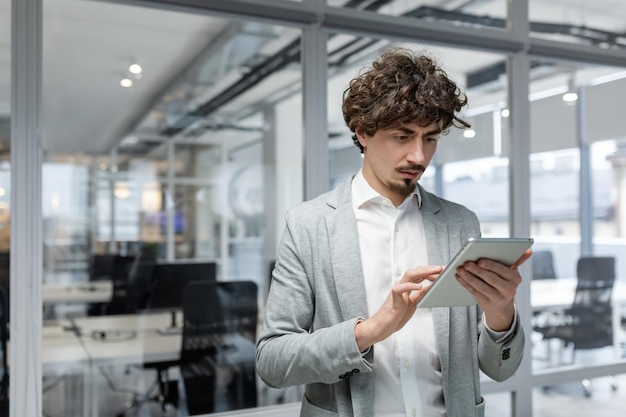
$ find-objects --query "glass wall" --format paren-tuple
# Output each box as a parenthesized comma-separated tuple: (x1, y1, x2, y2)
(40, 0, 302, 415)
(529, 0, 626, 49)
(529, 60, 626, 405)
(6, 0, 626, 416)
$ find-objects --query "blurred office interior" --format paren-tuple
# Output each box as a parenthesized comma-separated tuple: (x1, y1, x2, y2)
(3, 0, 626, 416)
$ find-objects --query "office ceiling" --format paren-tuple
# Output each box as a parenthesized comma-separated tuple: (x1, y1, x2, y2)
(0, 0, 625, 157)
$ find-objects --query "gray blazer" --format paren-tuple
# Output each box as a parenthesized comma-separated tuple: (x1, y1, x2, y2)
(256, 177, 524, 417)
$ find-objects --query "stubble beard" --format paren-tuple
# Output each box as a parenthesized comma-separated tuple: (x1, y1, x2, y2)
(386, 178, 418, 199)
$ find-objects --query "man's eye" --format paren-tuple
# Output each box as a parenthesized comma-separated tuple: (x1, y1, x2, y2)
(395, 136, 409, 141)
(425, 137, 439, 143)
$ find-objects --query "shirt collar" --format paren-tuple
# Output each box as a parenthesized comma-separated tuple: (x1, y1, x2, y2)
(352, 169, 422, 209)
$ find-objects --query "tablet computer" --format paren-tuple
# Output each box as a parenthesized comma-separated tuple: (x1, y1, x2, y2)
(416, 237, 534, 308)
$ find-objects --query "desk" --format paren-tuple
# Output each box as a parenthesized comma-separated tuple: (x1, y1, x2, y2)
(72, 312, 181, 365)
(531, 278, 626, 359)
(42, 281, 112, 305)
(29, 321, 91, 416)
(70, 311, 256, 416)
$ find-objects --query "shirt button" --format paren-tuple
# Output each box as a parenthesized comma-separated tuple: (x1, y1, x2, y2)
(394, 225, 399, 232)
(412, 408, 417, 416)
(404, 360, 410, 368)
(396, 268, 402, 277)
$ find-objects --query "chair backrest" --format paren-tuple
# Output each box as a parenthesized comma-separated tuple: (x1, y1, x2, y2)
(532, 250, 557, 280)
(569, 256, 616, 350)
(574, 256, 615, 304)
(181, 280, 258, 347)
(180, 280, 258, 414)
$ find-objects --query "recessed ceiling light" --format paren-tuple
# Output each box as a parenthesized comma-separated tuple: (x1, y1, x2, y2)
(129, 63, 142, 74)
(501, 108, 510, 118)
(562, 92, 578, 103)
(120, 78, 133, 88)
(463, 129, 476, 139)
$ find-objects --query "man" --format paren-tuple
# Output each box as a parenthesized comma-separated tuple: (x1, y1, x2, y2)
(256, 48, 531, 417)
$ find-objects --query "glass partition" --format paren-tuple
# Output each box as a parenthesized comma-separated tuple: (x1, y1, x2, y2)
(41, 0, 302, 415)
(4, 0, 624, 416)
(529, 0, 626, 49)
(529, 60, 626, 404)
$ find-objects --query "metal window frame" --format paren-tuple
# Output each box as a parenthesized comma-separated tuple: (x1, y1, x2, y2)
(10, 1, 626, 417)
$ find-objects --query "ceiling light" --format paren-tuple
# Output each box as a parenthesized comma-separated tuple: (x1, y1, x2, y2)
(128, 63, 142, 75)
(562, 92, 578, 103)
(500, 108, 510, 118)
(562, 77, 578, 103)
(463, 129, 476, 139)
(114, 182, 131, 199)
(120, 78, 133, 88)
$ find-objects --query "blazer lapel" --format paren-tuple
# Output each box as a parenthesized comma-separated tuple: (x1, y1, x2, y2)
(420, 185, 452, 388)
(326, 178, 369, 322)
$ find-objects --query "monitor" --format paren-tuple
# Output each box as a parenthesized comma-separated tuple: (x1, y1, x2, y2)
(144, 262, 217, 332)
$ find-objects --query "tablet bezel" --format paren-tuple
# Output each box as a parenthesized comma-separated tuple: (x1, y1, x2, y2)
(416, 237, 534, 308)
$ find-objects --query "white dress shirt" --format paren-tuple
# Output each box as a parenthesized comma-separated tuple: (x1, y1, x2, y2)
(352, 170, 446, 417)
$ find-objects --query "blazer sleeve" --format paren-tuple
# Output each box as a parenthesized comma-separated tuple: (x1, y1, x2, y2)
(256, 208, 372, 389)
(478, 308, 525, 381)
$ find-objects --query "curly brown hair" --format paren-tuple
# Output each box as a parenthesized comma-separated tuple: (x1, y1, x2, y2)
(342, 48, 470, 152)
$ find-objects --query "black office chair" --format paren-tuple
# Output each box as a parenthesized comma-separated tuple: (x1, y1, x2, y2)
(534, 256, 617, 396)
(180, 280, 258, 415)
(532, 250, 557, 280)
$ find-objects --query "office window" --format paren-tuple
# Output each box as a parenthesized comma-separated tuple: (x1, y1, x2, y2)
(41, 0, 302, 415)
(529, 0, 626, 49)
(7, 1, 624, 417)
(529, 64, 626, 412)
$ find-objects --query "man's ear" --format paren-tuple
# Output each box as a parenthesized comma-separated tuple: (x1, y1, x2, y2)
(355, 128, 367, 149)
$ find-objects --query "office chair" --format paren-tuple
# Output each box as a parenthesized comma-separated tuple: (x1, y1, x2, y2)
(180, 280, 258, 415)
(534, 256, 617, 396)
(532, 250, 557, 280)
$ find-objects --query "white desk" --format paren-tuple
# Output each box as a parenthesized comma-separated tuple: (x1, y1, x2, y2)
(42, 281, 112, 305)
(70, 311, 257, 417)
(19, 321, 92, 416)
(72, 312, 181, 365)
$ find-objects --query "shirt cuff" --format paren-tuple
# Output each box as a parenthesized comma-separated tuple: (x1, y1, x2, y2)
(482, 304, 518, 343)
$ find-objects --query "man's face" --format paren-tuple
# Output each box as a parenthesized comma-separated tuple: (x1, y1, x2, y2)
(356, 122, 440, 206)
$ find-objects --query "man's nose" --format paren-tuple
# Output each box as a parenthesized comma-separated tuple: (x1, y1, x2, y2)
(407, 141, 425, 163)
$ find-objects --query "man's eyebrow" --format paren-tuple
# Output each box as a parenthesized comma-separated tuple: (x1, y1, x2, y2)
(396, 126, 442, 136)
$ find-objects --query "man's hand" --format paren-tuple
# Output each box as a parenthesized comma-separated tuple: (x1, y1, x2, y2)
(456, 249, 532, 331)
(355, 265, 442, 352)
